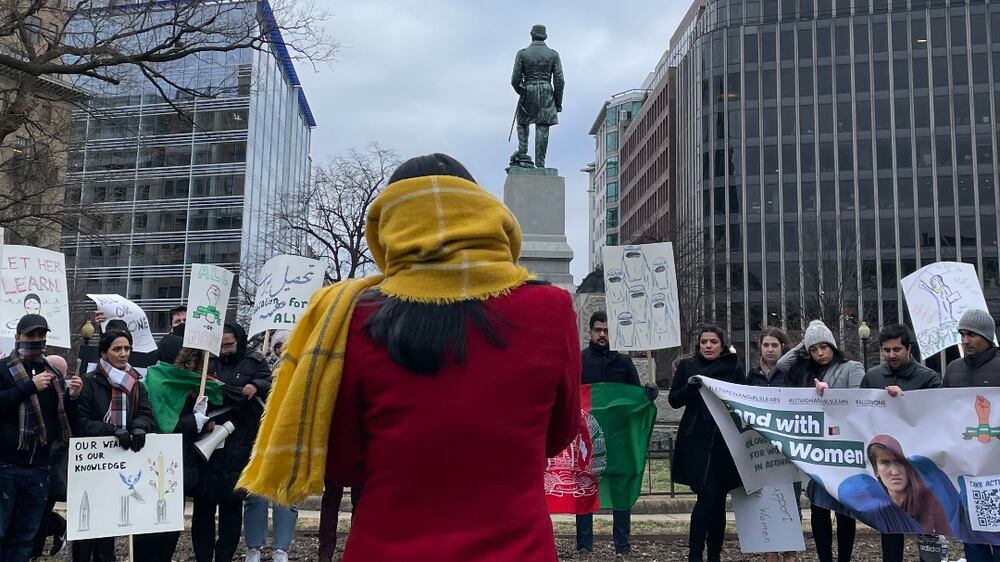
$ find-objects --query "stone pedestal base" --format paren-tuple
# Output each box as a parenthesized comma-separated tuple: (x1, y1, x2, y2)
(502, 167, 575, 290)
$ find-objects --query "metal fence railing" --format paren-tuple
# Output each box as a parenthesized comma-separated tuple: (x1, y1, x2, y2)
(641, 422, 693, 497)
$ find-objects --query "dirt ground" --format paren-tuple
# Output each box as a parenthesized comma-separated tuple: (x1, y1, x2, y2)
(34, 530, 962, 561)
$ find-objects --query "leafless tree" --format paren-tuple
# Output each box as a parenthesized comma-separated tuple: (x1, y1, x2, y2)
(0, 0, 336, 242)
(275, 143, 401, 284)
(0, 0, 335, 145)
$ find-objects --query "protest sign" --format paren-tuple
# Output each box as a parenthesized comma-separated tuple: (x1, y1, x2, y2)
(699, 377, 1000, 543)
(1, 245, 70, 348)
(182, 264, 234, 355)
(66, 434, 184, 540)
(601, 243, 680, 352)
(248, 254, 323, 336)
(87, 294, 157, 353)
(732, 483, 806, 553)
(901, 261, 990, 358)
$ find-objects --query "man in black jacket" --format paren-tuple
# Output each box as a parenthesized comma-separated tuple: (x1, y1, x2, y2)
(860, 323, 943, 562)
(191, 323, 271, 562)
(576, 311, 655, 561)
(156, 306, 187, 365)
(944, 309, 1000, 562)
(0, 315, 81, 562)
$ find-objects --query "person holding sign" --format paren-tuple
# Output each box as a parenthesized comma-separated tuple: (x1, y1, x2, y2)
(73, 329, 155, 561)
(0, 315, 81, 562)
(860, 324, 946, 562)
(669, 325, 745, 562)
(944, 309, 1000, 562)
(776, 320, 864, 562)
(191, 323, 271, 562)
(239, 154, 580, 562)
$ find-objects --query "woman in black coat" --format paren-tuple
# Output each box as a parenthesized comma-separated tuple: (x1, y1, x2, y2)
(669, 325, 744, 562)
(74, 330, 155, 562)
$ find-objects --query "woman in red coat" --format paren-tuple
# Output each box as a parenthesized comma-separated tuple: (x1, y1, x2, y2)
(318, 154, 580, 562)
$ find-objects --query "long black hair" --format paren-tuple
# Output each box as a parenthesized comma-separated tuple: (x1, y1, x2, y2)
(363, 292, 509, 375)
(364, 153, 507, 375)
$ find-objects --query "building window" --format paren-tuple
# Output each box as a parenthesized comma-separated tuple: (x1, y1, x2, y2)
(24, 16, 41, 43)
(607, 157, 619, 177)
(607, 208, 619, 228)
(607, 233, 619, 246)
(607, 182, 619, 203)
(606, 131, 619, 151)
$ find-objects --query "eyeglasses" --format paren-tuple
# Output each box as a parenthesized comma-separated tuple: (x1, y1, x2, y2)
(591, 328, 609, 335)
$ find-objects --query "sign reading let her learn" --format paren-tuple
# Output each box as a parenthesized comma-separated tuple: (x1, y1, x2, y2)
(1, 244, 70, 348)
(182, 264, 234, 354)
(248, 254, 323, 336)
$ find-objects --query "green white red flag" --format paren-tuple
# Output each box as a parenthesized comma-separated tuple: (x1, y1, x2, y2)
(545, 382, 656, 514)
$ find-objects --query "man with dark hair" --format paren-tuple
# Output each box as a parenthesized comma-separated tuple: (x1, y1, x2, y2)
(0, 315, 82, 562)
(157, 306, 188, 365)
(861, 323, 942, 562)
(576, 310, 655, 561)
(168, 305, 187, 329)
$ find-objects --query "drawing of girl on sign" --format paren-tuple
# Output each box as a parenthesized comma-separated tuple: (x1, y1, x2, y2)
(919, 274, 963, 327)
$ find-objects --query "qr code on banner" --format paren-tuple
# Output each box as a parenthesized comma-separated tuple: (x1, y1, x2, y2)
(966, 475, 1000, 532)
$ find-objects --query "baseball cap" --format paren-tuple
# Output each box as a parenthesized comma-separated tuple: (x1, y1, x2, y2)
(16, 314, 50, 335)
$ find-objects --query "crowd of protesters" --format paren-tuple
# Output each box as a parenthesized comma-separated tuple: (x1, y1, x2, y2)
(2, 153, 999, 562)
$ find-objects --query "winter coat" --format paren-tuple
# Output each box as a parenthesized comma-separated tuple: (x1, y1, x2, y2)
(76, 369, 156, 437)
(327, 284, 580, 562)
(944, 345, 1000, 387)
(776, 342, 865, 389)
(747, 363, 793, 387)
(668, 352, 744, 495)
(580, 342, 640, 386)
(193, 323, 271, 502)
(861, 360, 942, 391)
(0, 354, 79, 467)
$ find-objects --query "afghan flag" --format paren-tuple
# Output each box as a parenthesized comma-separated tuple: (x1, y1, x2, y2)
(545, 382, 656, 514)
(143, 361, 224, 433)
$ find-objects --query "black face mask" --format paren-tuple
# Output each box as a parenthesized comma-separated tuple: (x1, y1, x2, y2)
(16, 340, 46, 363)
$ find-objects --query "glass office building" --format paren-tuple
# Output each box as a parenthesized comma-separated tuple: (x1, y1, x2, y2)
(62, 1, 314, 333)
(587, 89, 648, 269)
(675, 0, 1000, 357)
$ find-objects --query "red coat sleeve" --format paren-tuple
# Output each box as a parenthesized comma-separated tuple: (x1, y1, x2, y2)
(545, 294, 582, 457)
(326, 358, 365, 488)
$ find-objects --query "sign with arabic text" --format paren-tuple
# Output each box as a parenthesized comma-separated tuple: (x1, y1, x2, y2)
(248, 255, 323, 336)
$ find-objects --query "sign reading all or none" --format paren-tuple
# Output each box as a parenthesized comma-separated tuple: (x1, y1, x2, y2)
(901, 261, 991, 358)
(67, 434, 184, 540)
(248, 254, 323, 336)
(87, 294, 157, 353)
(601, 242, 681, 352)
(1, 245, 70, 348)
(182, 264, 234, 355)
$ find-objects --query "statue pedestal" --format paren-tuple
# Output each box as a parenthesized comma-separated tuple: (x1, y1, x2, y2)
(503, 167, 575, 290)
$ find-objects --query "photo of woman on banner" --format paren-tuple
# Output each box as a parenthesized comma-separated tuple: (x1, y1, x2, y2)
(866, 435, 952, 535)
(811, 435, 956, 537)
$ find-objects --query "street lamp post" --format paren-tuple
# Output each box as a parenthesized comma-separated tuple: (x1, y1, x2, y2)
(858, 321, 871, 371)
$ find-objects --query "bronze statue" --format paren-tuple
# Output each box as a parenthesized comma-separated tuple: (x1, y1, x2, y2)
(509, 24, 564, 170)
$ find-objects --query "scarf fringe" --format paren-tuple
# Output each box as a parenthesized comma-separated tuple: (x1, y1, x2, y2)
(377, 276, 533, 305)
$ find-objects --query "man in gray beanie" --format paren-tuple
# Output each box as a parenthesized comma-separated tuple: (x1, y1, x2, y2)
(945, 309, 1000, 388)
(944, 309, 1000, 562)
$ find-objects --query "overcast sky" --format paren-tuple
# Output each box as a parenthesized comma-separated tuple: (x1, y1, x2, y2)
(296, 1, 690, 283)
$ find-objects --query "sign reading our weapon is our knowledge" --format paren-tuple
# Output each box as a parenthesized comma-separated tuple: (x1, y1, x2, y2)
(67, 434, 184, 540)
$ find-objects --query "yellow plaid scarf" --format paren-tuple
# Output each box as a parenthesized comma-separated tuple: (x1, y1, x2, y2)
(239, 175, 532, 504)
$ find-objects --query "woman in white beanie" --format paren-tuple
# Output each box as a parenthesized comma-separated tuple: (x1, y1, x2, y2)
(774, 319, 865, 562)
